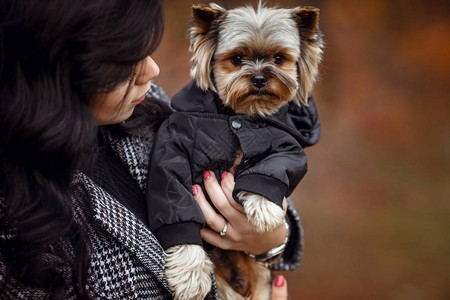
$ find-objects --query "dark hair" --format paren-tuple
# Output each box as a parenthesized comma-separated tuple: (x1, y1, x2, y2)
(0, 0, 164, 298)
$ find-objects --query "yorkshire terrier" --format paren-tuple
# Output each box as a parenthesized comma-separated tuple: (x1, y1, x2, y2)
(148, 2, 323, 299)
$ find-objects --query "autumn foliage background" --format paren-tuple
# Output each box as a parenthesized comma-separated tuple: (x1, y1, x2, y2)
(153, 0, 450, 298)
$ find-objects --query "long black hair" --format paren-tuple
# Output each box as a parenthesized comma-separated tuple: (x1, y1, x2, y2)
(0, 0, 164, 298)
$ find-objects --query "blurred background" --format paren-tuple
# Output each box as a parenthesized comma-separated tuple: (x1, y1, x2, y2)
(153, 0, 450, 298)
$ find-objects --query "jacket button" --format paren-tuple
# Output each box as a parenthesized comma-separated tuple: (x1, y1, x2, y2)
(231, 120, 242, 129)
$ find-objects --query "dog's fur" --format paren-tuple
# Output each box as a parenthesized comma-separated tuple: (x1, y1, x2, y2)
(165, 2, 323, 299)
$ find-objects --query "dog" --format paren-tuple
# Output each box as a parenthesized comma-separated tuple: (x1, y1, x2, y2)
(147, 2, 323, 299)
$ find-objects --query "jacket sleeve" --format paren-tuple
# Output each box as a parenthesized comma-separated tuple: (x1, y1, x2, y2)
(232, 125, 307, 208)
(146, 112, 205, 250)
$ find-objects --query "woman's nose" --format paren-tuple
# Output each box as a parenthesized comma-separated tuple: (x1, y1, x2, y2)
(135, 56, 160, 85)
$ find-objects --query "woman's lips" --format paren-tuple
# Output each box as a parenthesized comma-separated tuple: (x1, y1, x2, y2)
(133, 94, 146, 104)
(133, 87, 150, 104)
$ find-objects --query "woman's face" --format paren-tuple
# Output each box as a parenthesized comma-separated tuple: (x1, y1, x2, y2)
(90, 56, 160, 125)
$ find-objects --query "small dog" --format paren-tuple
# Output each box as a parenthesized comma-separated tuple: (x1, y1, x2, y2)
(149, 2, 323, 299)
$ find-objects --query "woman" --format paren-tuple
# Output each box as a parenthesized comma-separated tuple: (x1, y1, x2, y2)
(0, 0, 313, 298)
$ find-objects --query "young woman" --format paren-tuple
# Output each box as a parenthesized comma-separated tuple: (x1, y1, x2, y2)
(0, 0, 312, 298)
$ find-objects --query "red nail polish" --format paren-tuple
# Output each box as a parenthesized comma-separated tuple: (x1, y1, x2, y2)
(274, 275, 285, 287)
(192, 185, 198, 196)
(203, 171, 211, 180)
(221, 171, 228, 180)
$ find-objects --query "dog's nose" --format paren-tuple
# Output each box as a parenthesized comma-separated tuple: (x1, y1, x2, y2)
(251, 75, 267, 88)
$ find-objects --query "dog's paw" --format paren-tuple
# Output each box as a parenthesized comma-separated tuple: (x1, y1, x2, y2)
(165, 244, 214, 300)
(238, 191, 285, 233)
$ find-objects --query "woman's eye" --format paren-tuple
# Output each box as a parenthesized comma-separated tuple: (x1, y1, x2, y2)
(231, 55, 243, 66)
(274, 54, 285, 66)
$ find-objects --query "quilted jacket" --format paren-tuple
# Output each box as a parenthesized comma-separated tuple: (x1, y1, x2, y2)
(0, 83, 306, 299)
(147, 80, 320, 250)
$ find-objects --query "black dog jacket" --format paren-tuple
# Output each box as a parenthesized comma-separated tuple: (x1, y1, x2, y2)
(146, 80, 320, 249)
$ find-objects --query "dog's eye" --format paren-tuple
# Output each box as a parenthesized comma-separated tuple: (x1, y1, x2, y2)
(231, 55, 243, 66)
(274, 54, 285, 66)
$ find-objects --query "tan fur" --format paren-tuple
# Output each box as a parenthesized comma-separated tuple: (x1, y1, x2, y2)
(229, 148, 243, 175)
(211, 249, 271, 300)
(214, 63, 299, 116)
(189, 3, 323, 112)
(295, 7, 323, 105)
(188, 4, 226, 92)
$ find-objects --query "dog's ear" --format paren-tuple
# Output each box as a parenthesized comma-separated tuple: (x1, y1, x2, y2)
(294, 7, 320, 41)
(189, 4, 226, 92)
(192, 4, 224, 33)
(293, 7, 323, 106)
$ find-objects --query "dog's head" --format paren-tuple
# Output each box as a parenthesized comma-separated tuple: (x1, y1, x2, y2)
(188, 3, 323, 117)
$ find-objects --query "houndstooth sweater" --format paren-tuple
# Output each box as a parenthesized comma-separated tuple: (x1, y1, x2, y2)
(0, 83, 304, 299)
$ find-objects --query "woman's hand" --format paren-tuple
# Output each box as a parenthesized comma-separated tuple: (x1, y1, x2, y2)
(193, 170, 287, 255)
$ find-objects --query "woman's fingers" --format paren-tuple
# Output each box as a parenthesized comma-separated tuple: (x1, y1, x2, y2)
(271, 275, 288, 300)
(193, 183, 227, 234)
(282, 197, 288, 214)
(199, 227, 232, 249)
(220, 171, 246, 214)
(203, 171, 243, 223)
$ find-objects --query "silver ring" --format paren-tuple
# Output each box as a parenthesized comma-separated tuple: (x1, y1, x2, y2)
(219, 222, 228, 236)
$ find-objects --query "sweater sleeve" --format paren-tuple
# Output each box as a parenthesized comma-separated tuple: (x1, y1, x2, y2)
(146, 113, 205, 250)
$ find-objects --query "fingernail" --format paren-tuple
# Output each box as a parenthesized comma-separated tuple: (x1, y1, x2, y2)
(274, 275, 285, 288)
(192, 185, 198, 196)
(203, 171, 211, 180)
(221, 171, 228, 180)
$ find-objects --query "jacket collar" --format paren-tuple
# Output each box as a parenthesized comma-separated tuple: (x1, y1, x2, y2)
(171, 80, 235, 115)
(170, 80, 318, 147)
